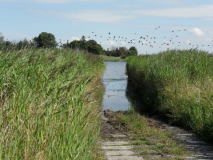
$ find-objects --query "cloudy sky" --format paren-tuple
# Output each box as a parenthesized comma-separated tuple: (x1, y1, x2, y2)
(1, 0, 213, 54)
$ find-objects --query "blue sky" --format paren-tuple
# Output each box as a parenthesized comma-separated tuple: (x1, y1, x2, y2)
(1, 0, 213, 54)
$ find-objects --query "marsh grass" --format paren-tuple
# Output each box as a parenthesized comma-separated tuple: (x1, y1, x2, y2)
(100, 55, 125, 62)
(127, 49, 213, 141)
(0, 49, 105, 159)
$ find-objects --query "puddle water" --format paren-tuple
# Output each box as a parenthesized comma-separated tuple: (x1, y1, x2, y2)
(101, 62, 130, 111)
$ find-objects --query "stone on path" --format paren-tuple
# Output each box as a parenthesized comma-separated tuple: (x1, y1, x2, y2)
(102, 140, 144, 160)
(103, 141, 129, 146)
(110, 134, 127, 138)
(106, 156, 144, 160)
(105, 150, 135, 156)
(101, 145, 132, 150)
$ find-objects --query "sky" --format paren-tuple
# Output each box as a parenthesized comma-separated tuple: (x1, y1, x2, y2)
(1, 0, 213, 54)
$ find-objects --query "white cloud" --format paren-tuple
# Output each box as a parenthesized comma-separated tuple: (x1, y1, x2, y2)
(0, 0, 107, 3)
(120, 42, 127, 46)
(2, 31, 32, 41)
(204, 18, 213, 21)
(0, 0, 14, 1)
(64, 10, 133, 23)
(32, 0, 107, 3)
(28, 4, 213, 24)
(186, 39, 191, 44)
(204, 38, 213, 42)
(70, 37, 80, 41)
(140, 0, 183, 6)
(189, 28, 205, 37)
(101, 40, 117, 46)
(29, 9, 133, 23)
(134, 5, 213, 18)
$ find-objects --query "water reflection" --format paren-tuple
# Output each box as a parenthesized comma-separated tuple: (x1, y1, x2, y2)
(125, 80, 147, 114)
(101, 62, 130, 111)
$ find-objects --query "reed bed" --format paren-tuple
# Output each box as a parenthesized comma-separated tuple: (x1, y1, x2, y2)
(126, 49, 213, 141)
(100, 55, 125, 62)
(0, 49, 105, 159)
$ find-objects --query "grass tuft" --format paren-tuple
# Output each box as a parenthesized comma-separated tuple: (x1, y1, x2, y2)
(100, 55, 126, 62)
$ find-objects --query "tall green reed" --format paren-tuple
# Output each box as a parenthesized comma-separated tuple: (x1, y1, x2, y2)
(127, 49, 213, 141)
(0, 49, 105, 159)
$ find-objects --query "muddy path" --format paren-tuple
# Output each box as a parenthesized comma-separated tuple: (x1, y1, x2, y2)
(100, 110, 213, 160)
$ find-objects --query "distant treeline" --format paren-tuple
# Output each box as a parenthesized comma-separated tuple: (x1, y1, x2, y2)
(0, 32, 138, 57)
(105, 46, 138, 58)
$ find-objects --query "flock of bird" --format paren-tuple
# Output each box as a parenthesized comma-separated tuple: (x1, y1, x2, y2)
(85, 26, 213, 52)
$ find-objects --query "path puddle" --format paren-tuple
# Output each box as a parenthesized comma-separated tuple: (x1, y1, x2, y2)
(101, 62, 130, 111)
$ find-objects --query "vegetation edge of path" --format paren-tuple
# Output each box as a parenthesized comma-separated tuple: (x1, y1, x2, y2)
(0, 49, 105, 159)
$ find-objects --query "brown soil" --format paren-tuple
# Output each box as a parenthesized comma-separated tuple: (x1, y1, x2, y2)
(100, 110, 129, 140)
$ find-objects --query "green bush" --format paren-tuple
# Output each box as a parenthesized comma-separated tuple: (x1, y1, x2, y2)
(33, 32, 57, 48)
(128, 46, 138, 56)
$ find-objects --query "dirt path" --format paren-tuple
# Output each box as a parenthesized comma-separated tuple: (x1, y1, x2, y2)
(100, 111, 144, 160)
(148, 117, 213, 159)
(100, 110, 213, 160)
